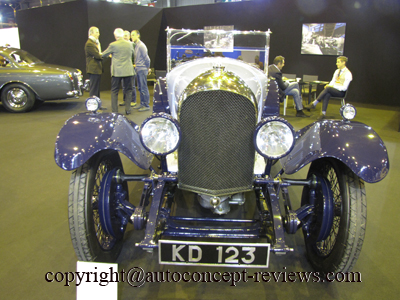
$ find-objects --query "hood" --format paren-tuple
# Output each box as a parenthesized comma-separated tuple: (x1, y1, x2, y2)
(20, 62, 79, 74)
(166, 57, 268, 121)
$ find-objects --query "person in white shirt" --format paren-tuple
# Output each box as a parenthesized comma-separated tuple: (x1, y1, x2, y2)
(305, 56, 352, 120)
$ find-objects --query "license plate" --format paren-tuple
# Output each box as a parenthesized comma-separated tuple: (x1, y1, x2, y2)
(159, 240, 270, 268)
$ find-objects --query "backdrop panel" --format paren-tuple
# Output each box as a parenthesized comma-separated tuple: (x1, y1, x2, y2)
(162, 0, 400, 106)
(16, 0, 400, 106)
(87, 1, 162, 90)
(17, 1, 88, 75)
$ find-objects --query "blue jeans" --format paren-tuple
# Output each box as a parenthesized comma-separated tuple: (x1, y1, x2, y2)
(136, 69, 149, 108)
(284, 82, 303, 110)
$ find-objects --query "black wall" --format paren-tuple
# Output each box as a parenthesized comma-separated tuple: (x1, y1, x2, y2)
(17, 0, 400, 106)
(86, 1, 163, 90)
(17, 0, 162, 90)
(17, 1, 88, 72)
(162, 0, 400, 105)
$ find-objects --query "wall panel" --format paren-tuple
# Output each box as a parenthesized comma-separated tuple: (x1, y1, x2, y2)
(16, 0, 400, 105)
(162, 0, 400, 105)
(17, 1, 88, 74)
(86, 2, 162, 89)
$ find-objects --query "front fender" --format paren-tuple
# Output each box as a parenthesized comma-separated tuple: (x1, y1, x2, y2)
(280, 120, 389, 183)
(55, 112, 153, 171)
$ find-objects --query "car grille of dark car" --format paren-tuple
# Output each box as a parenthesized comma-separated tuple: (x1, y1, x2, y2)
(178, 90, 256, 196)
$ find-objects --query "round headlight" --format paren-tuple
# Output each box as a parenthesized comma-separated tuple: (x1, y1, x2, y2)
(254, 117, 295, 159)
(340, 104, 357, 120)
(140, 114, 180, 155)
(85, 96, 102, 112)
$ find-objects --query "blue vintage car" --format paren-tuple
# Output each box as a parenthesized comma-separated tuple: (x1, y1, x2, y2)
(0, 47, 87, 112)
(54, 28, 389, 275)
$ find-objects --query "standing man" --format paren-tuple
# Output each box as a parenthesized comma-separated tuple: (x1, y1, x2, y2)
(119, 30, 137, 107)
(123, 30, 131, 41)
(305, 56, 352, 120)
(268, 56, 309, 117)
(131, 30, 150, 112)
(102, 28, 135, 114)
(85, 26, 102, 97)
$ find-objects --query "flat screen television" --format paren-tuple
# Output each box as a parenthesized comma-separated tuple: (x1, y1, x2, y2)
(301, 23, 346, 56)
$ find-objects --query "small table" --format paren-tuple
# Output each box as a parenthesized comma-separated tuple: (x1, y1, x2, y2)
(302, 80, 329, 104)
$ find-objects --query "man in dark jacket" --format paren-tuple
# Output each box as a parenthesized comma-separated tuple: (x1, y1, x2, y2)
(268, 56, 309, 117)
(85, 26, 102, 97)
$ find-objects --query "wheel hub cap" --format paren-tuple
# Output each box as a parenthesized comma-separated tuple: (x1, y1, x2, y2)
(7, 88, 27, 108)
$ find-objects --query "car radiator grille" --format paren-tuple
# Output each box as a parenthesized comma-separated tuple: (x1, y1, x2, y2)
(178, 90, 256, 196)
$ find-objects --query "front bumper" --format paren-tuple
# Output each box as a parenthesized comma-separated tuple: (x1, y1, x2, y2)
(67, 79, 89, 97)
(82, 79, 90, 92)
(67, 90, 81, 98)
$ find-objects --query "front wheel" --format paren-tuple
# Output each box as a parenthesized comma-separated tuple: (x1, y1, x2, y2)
(68, 150, 128, 262)
(302, 158, 366, 274)
(1, 83, 36, 112)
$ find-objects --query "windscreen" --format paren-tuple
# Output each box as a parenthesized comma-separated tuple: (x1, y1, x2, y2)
(167, 28, 271, 74)
(9, 50, 43, 65)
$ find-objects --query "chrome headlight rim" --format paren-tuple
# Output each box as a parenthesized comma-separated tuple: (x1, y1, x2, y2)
(340, 104, 357, 120)
(139, 113, 181, 156)
(85, 96, 102, 112)
(253, 117, 296, 159)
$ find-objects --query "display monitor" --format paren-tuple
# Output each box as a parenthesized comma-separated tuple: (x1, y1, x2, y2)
(301, 23, 346, 56)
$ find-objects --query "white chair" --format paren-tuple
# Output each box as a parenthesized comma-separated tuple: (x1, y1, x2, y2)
(283, 95, 296, 116)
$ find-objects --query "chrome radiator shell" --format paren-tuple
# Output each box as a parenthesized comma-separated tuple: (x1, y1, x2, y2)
(177, 69, 257, 196)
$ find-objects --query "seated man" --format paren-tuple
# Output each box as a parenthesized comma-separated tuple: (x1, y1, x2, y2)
(305, 56, 352, 120)
(268, 56, 309, 117)
(255, 55, 264, 70)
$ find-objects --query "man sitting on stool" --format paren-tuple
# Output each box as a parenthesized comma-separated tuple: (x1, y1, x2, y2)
(268, 56, 309, 117)
(305, 56, 352, 120)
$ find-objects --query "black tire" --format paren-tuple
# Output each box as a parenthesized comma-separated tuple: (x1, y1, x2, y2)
(68, 150, 128, 262)
(1, 83, 36, 113)
(302, 158, 366, 274)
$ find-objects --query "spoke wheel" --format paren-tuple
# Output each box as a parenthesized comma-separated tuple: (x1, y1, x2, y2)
(68, 150, 128, 262)
(301, 158, 366, 274)
(1, 83, 35, 112)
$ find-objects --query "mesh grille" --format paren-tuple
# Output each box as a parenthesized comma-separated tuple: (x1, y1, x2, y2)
(178, 90, 256, 196)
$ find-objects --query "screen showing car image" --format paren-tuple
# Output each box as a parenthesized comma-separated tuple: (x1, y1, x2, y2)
(301, 23, 346, 56)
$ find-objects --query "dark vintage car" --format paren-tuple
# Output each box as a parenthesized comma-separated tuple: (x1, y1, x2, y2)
(54, 29, 389, 275)
(0, 47, 87, 112)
